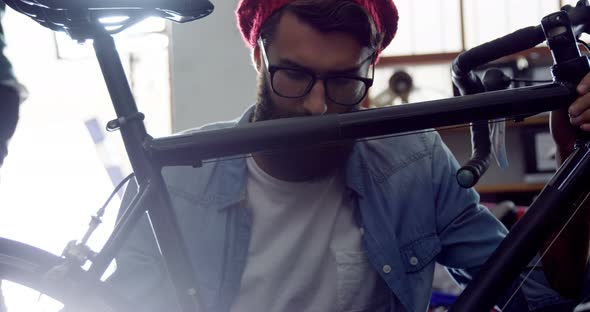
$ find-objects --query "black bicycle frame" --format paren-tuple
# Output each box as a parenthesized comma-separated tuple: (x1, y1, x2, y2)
(85, 19, 590, 312)
(86, 31, 205, 311)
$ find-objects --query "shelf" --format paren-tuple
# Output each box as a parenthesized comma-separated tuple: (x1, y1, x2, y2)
(511, 115, 549, 127)
(436, 114, 549, 134)
(475, 183, 545, 194)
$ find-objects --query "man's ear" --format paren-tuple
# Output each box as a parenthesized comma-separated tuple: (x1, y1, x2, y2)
(252, 45, 263, 73)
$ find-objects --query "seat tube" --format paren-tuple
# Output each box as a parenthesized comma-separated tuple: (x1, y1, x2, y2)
(91, 29, 205, 312)
(92, 29, 151, 183)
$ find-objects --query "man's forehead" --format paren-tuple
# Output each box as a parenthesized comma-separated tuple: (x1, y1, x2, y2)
(269, 12, 373, 72)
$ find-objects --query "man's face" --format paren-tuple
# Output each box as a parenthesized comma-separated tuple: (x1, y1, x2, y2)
(253, 11, 374, 122)
(250, 11, 374, 181)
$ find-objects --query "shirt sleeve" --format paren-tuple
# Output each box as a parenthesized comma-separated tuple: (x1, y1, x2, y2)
(429, 132, 583, 311)
(431, 132, 508, 271)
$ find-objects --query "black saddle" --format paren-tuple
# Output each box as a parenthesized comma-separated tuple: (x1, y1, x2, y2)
(2, 0, 213, 38)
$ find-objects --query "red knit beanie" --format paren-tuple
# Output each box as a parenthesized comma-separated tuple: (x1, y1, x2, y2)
(236, 0, 399, 54)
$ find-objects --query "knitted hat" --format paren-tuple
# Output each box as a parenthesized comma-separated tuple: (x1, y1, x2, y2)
(236, 0, 399, 54)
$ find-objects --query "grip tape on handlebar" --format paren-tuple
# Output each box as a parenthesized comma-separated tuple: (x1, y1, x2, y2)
(452, 3, 590, 189)
(457, 158, 492, 188)
(454, 3, 590, 76)
(453, 26, 545, 77)
(456, 121, 492, 188)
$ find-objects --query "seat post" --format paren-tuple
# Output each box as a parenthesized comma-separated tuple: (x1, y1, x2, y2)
(92, 29, 152, 184)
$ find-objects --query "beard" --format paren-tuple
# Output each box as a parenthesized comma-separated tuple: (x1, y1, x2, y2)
(250, 72, 354, 182)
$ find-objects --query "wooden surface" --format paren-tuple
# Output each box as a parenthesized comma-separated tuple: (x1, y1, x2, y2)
(476, 183, 545, 194)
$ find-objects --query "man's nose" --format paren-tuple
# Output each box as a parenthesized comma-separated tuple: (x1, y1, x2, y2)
(302, 80, 327, 115)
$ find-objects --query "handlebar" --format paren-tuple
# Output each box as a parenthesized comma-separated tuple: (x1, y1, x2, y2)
(449, 3, 590, 312)
(452, 0, 590, 188)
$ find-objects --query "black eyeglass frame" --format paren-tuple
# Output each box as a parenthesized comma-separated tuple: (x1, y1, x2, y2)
(258, 38, 376, 106)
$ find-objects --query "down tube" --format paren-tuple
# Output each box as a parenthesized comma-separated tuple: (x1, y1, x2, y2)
(450, 143, 590, 311)
(145, 170, 206, 312)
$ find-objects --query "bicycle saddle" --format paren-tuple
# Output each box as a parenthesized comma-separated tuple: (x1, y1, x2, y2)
(3, 0, 213, 38)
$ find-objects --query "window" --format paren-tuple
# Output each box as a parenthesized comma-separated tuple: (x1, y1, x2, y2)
(381, 0, 462, 56)
(381, 0, 560, 57)
(0, 9, 170, 258)
(373, 0, 562, 107)
(463, 0, 558, 49)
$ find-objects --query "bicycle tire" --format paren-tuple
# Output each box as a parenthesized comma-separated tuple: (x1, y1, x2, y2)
(0, 237, 132, 312)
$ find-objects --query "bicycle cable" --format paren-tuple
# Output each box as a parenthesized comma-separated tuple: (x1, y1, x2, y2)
(97, 173, 135, 220)
(72, 172, 136, 252)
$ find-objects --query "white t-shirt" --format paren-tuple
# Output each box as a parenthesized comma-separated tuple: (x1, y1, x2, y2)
(230, 157, 388, 312)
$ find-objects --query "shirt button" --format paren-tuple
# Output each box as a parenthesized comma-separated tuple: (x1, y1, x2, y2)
(410, 256, 419, 266)
(382, 264, 392, 274)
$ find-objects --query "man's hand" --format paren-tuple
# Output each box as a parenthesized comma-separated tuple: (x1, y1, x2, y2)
(551, 74, 590, 162)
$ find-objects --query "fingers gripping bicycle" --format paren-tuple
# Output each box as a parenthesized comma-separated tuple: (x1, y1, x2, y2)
(0, 1, 589, 311)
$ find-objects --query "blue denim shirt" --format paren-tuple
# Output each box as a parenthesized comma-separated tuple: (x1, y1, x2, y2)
(109, 106, 583, 311)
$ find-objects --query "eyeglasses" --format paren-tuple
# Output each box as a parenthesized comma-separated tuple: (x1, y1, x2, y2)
(258, 39, 375, 106)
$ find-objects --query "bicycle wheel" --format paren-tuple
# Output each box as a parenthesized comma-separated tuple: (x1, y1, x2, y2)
(0, 237, 131, 312)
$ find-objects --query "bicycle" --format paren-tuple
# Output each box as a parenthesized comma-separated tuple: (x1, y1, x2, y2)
(0, 0, 589, 311)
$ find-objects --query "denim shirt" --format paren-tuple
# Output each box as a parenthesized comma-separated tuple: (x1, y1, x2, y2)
(109, 106, 582, 312)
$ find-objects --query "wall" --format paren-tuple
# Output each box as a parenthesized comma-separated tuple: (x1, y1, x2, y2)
(169, 0, 257, 132)
(440, 127, 529, 185)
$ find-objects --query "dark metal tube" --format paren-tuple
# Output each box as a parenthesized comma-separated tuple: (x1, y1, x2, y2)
(93, 31, 151, 183)
(143, 177, 207, 312)
(150, 83, 573, 165)
(92, 31, 204, 312)
(337, 83, 571, 138)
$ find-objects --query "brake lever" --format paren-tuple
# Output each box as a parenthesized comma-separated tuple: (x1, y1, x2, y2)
(482, 68, 513, 170)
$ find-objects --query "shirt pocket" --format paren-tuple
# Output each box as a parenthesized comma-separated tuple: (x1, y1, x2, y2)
(399, 234, 441, 273)
(333, 251, 389, 312)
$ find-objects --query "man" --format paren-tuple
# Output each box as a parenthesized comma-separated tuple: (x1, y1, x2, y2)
(108, 0, 590, 311)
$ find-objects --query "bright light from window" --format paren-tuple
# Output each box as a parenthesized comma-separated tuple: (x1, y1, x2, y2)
(2, 281, 64, 312)
(105, 25, 124, 32)
(0, 6, 171, 311)
(99, 15, 130, 24)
